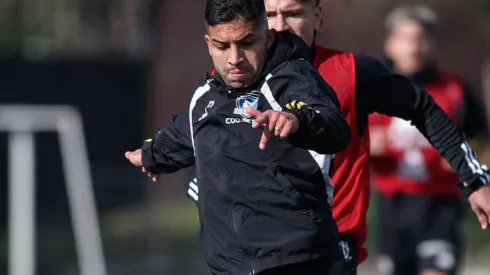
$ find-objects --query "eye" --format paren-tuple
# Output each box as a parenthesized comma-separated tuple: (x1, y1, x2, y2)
(285, 11, 302, 18)
(215, 44, 229, 50)
(243, 40, 254, 46)
(266, 12, 276, 18)
(239, 39, 255, 48)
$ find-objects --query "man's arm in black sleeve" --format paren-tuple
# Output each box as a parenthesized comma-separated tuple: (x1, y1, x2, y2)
(183, 166, 199, 203)
(461, 82, 488, 140)
(141, 87, 197, 174)
(265, 59, 351, 154)
(355, 53, 489, 194)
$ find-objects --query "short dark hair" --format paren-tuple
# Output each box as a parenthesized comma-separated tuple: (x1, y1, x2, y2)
(385, 5, 437, 35)
(205, 0, 267, 28)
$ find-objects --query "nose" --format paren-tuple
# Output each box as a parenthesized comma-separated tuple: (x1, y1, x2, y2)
(270, 14, 290, 32)
(228, 45, 244, 66)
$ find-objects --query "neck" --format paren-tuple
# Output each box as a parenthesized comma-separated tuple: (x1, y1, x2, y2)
(308, 40, 317, 63)
(409, 64, 438, 85)
(396, 64, 438, 85)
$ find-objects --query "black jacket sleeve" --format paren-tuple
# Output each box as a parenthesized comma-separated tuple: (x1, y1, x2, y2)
(266, 58, 351, 154)
(460, 82, 488, 139)
(141, 93, 195, 174)
(355, 54, 490, 194)
(183, 167, 199, 203)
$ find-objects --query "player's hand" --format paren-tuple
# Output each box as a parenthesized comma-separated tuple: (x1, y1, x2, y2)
(125, 149, 161, 182)
(247, 106, 299, 150)
(125, 149, 143, 166)
(468, 184, 490, 229)
(369, 126, 386, 156)
(440, 159, 453, 172)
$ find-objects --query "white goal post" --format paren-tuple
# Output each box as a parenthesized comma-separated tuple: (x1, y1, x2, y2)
(0, 105, 107, 275)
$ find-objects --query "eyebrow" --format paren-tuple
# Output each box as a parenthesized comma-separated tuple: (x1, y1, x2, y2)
(282, 7, 306, 14)
(211, 33, 256, 44)
(281, 6, 304, 12)
(267, 6, 304, 15)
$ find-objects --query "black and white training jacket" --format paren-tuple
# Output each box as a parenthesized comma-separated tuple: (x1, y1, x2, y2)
(140, 31, 350, 274)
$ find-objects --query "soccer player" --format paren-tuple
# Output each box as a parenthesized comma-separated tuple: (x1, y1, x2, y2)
(183, 0, 490, 274)
(127, 0, 351, 274)
(369, 5, 488, 275)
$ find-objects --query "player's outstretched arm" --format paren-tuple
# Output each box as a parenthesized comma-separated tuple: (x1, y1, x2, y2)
(126, 110, 195, 177)
(125, 84, 199, 180)
(356, 53, 490, 229)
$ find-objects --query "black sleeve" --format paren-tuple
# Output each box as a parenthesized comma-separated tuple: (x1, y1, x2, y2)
(141, 92, 195, 174)
(183, 167, 199, 203)
(355, 54, 490, 193)
(266, 58, 351, 154)
(460, 83, 488, 139)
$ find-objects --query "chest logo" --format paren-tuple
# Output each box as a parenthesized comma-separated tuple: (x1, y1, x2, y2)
(234, 92, 259, 118)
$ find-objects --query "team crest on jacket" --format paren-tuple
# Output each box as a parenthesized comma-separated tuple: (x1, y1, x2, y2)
(234, 92, 260, 118)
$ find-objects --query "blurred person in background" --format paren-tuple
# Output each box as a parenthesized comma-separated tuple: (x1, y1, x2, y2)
(369, 5, 489, 275)
(183, 0, 490, 274)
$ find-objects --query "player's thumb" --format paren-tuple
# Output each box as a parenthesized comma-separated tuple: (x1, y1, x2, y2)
(125, 150, 142, 167)
(125, 151, 132, 160)
(480, 215, 489, 230)
(474, 207, 488, 230)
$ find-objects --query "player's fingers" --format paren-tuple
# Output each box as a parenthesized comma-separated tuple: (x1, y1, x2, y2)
(143, 167, 162, 181)
(484, 208, 490, 230)
(246, 106, 261, 119)
(472, 206, 488, 230)
(268, 111, 280, 132)
(274, 115, 288, 136)
(279, 121, 293, 139)
(259, 127, 271, 150)
(142, 167, 153, 176)
(253, 111, 270, 128)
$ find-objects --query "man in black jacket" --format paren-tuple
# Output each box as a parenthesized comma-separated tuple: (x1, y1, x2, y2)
(125, 0, 351, 274)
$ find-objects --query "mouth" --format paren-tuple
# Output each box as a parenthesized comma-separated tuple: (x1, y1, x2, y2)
(229, 68, 247, 75)
(228, 68, 249, 80)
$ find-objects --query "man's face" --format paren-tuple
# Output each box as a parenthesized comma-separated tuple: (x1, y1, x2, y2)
(385, 20, 434, 75)
(205, 20, 275, 88)
(265, 0, 322, 47)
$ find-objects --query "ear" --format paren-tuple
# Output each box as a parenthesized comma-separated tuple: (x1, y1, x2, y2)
(266, 28, 276, 49)
(314, 4, 323, 31)
(204, 34, 212, 55)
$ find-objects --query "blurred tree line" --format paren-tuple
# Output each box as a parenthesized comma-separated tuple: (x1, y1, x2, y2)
(0, 0, 150, 58)
(0, 0, 488, 54)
